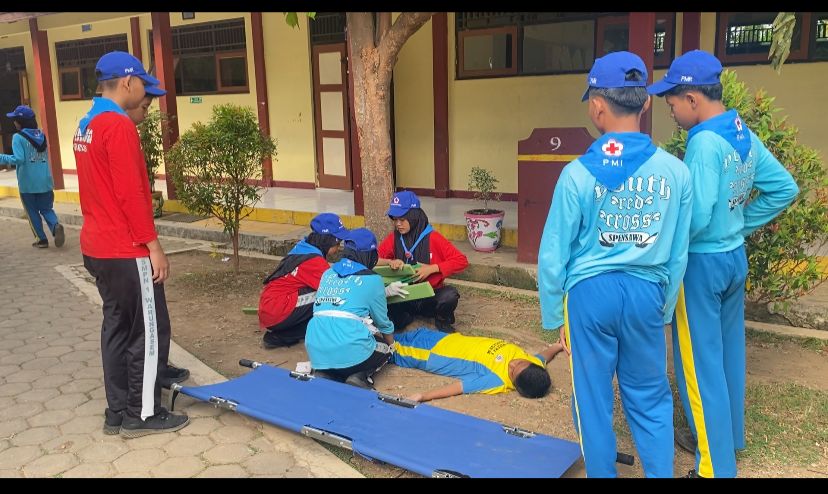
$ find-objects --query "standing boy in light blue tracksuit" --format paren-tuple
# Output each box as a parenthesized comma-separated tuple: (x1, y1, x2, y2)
(538, 51, 692, 478)
(648, 50, 798, 478)
(0, 105, 65, 248)
(305, 228, 395, 389)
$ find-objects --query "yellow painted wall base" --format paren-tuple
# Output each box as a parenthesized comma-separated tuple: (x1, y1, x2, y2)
(0, 186, 528, 250)
(3, 186, 827, 260)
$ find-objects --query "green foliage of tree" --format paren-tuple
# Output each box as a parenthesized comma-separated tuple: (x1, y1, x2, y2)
(136, 109, 166, 192)
(769, 12, 796, 73)
(166, 104, 277, 273)
(136, 109, 173, 217)
(662, 70, 828, 305)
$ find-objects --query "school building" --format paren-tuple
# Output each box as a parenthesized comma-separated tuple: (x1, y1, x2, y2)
(0, 12, 825, 221)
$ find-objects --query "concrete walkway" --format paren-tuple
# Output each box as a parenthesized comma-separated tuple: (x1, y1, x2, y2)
(0, 217, 361, 478)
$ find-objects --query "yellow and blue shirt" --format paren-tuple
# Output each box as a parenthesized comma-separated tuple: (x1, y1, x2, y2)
(393, 328, 544, 394)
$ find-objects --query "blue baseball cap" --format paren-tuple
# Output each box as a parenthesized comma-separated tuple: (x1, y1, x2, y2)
(6, 105, 35, 119)
(144, 85, 167, 97)
(386, 190, 421, 218)
(647, 50, 722, 96)
(95, 51, 160, 86)
(310, 212, 349, 240)
(581, 51, 648, 102)
(344, 228, 378, 252)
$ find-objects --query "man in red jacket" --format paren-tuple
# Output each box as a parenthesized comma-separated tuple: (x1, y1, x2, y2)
(259, 213, 350, 348)
(125, 83, 190, 389)
(377, 191, 469, 332)
(74, 51, 188, 438)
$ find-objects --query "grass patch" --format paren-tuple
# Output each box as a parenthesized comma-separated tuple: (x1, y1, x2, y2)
(455, 284, 557, 344)
(317, 443, 374, 477)
(740, 382, 828, 466)
(317, 442, 412, 478)
(455, 284, 540, 306)
(746, 328, 828, 354)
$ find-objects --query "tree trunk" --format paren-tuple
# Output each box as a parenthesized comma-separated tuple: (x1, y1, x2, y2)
(232, 230, 240, 274)
(232, 209, 240, 274)
(347, 12, 433, 237)
(353, 61, 394, 237)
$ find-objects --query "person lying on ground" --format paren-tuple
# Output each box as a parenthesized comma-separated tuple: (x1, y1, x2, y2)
(393, 327, 564, 402)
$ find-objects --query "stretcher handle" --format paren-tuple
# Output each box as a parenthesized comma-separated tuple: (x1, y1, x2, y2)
(239, 359, 256, 368)
(616, 452, 635, 466)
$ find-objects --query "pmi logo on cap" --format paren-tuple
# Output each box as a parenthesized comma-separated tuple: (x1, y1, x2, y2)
(680, 75, 693, 82)
(393, 197, 400, 204)
(589, 77, 597, 84)
(124, 67, 134, 74)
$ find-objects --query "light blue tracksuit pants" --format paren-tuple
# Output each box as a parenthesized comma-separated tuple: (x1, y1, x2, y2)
(565, 271, 673, 478)
(672, 246, 748, 478)
(20, 191, 59, 242)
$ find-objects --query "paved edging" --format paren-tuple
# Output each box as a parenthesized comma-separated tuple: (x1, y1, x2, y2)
(447, 278, 828, 340)
(745, 320, 828, 341)
(0, 204, 305, 257)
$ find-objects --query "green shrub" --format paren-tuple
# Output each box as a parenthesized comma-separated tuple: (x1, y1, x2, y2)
(662, 70, 828, 306)
(468, 166, 502, 213)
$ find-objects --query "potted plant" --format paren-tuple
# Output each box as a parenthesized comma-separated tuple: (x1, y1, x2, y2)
(137, 109, 171, 218)
(464, 166, 505, 252)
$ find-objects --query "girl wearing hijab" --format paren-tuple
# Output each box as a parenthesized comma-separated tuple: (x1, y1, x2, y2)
(0, 105, 65, 248)
(305, 228, 395, 388)
(259, 213, 350, 348)
(376, 191, 469, 332)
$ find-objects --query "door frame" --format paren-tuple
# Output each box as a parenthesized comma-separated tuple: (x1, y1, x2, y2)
(311, 42, 353, 190)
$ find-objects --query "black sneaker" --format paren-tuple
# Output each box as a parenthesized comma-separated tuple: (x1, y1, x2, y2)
(313, 370, 341, 382)
(53, 223, 65, 248)
(32, 239, 48, 248)
(262, 334, 302, 349)
(158, 365, 190, 389)
(120, 409, 189, 438)
(344, 371, 374, 390)
(675, 427, 697, 454)
(103, 408, 124, 435)
(435, 319, 456, 333)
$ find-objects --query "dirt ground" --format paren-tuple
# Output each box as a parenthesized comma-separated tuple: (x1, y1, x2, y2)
(164, 249, 828, 478)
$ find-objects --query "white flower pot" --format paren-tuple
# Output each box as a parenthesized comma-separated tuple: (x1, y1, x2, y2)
(464, 209, 505, 252)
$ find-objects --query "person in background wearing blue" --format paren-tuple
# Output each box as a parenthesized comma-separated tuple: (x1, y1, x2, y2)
(0, 105, 65, 248)
(648, 50, 799, 479)
(259, 213, 350, 348)
(304, 228, 395, 389)
(538, 51, 692, 478)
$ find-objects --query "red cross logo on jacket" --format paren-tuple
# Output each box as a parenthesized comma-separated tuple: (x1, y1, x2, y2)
(602, 139, 624, 157)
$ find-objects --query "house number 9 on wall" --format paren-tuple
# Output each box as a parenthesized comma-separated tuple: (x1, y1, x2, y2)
(549, 137, 561, 151)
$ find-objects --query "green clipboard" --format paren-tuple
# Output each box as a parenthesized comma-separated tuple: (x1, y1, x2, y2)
(374, 263, 422, 285)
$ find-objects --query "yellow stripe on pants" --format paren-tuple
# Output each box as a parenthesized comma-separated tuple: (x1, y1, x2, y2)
(675, 284, 714, 478)
(564, 294, 587, 463)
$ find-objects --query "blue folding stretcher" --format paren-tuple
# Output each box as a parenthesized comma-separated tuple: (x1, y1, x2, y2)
(169, 360, 584, 478)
